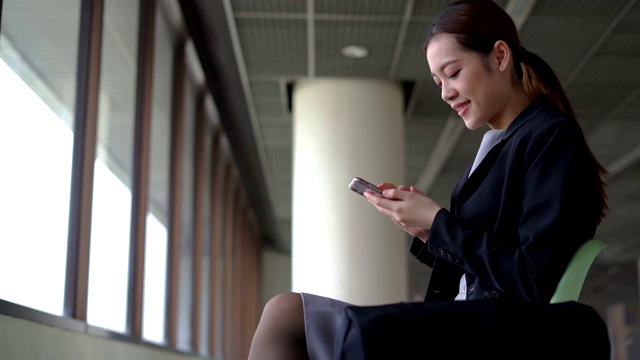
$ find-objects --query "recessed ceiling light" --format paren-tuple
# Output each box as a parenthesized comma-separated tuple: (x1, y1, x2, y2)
(341, 45, 369, 59)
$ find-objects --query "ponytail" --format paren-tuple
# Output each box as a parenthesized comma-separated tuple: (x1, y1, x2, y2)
(518, 47, 609, 223)
(518, 48, 576, 121)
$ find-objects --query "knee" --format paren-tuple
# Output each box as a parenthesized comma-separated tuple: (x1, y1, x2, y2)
(250, 292, 308, 359)
(261, 292, 303, 322)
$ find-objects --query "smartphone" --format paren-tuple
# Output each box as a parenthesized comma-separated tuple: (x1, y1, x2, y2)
(348, 177, 383, 197)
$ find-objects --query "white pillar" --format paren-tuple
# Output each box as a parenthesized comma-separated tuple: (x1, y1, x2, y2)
(291, 78, 407, 305)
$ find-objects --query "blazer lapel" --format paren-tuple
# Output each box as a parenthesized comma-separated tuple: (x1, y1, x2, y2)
(449, 95, 549, 213)
(452, 139, 508, 212)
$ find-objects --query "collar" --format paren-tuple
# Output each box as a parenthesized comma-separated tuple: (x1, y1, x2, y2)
(501, 95, 551, 140)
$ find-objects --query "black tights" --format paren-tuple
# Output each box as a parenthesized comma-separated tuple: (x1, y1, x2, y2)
(248, 292, 310, 360)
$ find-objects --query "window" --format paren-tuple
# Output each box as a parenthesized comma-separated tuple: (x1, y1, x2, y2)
(176, 50, 197, 352)
(86, 0, 140, 333)
(0, 0, 81, 316)
(142, 0, 175, 344)
(0, 0, 260, 356)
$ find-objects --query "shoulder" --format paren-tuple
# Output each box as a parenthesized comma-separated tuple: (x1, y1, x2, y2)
(503, 98, 590, 166)
(507, 96, 582, 142)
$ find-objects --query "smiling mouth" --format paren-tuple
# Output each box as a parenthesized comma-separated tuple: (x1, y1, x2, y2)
(454, 101, 470, 115)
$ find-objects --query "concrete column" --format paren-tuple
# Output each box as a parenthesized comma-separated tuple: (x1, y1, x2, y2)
(291, 78, 407, 305)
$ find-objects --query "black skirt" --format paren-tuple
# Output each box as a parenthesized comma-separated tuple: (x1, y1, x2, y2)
(334, 298, 611, 360)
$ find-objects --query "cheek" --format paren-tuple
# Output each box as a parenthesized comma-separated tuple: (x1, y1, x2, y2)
(472, 74, 499, 104)
(459, 72, 483, 97)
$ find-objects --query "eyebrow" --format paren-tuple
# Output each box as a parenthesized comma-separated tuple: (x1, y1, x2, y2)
(430, 59, 460, 77)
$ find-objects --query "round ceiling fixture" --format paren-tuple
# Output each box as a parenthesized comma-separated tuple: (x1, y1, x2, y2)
(341, 45, 369, 59)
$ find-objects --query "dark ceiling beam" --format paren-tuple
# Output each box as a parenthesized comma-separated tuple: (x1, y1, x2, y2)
(178, 0, 279, 247)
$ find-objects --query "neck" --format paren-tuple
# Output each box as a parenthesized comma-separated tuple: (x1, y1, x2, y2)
(488, 88, 532, 130)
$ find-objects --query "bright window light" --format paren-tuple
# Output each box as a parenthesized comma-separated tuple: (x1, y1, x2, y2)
(0, 57, 72, 315)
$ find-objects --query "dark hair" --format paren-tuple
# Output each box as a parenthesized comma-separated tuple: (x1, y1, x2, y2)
(424, 0, 608, 223)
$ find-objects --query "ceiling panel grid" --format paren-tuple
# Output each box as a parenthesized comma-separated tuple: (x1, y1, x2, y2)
(315, 19, 400, 77)
(315, 0, 407, 16)
(236, 17, 308, 77)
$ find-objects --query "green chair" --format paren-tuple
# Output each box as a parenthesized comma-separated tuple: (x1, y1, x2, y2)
(550, 239, 607, 304)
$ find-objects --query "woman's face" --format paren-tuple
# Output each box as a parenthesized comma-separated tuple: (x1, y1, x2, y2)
(426, 34, 511, 130)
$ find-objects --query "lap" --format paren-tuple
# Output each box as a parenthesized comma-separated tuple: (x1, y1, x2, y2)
(301, 292, 352, 360)
(334, 298, 611, 360)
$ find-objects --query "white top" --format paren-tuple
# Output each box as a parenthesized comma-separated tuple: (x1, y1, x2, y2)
(455, 129, 505, 301)
(469, 129, 505, 177)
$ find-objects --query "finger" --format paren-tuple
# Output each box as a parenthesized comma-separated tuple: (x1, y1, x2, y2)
(363, 192, 378, 201)
(381, 188, 406, 200)
(367, 192, 392, 206)
(377, 182, 396, 190)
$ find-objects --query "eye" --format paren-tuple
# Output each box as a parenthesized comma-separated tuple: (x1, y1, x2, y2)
(448, 70, 460, 79)
(432, 76, 442, 88)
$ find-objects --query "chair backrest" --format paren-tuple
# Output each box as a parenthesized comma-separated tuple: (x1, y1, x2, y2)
(550, 239, 607, 304)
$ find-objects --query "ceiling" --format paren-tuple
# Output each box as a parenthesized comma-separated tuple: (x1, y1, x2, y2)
(181, 0, 640, 306)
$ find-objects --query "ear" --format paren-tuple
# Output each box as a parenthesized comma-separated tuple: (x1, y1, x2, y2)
(492, 40, 511, 73)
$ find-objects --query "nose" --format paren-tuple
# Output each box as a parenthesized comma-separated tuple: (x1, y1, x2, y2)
(441, 82, 456, 102)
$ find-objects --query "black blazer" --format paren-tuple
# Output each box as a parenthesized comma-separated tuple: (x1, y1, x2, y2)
(410, 96, 603, 302)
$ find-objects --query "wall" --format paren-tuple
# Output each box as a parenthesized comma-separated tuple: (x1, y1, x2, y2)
(260, 248, 292, 309)
(0, 314, 203, 360)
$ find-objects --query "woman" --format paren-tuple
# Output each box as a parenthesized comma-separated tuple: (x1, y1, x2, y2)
(248, 1, 608, 359)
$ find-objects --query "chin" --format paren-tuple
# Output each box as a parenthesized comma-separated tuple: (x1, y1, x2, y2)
(463, 119, 484, 130)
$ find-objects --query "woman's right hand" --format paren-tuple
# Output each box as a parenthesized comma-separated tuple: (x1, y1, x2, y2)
(366, 183, 432, 242)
